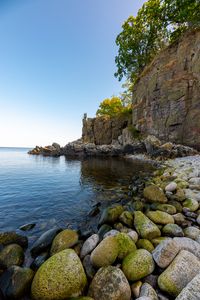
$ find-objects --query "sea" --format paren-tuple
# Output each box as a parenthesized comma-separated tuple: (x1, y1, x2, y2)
(0, 147, 154, 239)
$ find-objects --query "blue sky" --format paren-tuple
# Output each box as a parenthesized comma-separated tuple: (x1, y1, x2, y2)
(0, 0, 146, 147)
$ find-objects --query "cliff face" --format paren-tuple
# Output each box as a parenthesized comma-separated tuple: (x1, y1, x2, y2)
(82, 116, 132, 145)
(132, 29, 200, 150)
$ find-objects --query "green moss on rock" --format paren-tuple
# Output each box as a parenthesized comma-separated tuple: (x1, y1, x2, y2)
(146, 211, 174, 225)
(143, 185, 167, 203)
(136, 239, 154, 253)
(122, 249, 155, 281)
(31, 249, 87, 300)
(99, 205, 124, 225)
(134, 211, 161, 240)
(115, 233, 136, 260)
(50, 229, 79, 256)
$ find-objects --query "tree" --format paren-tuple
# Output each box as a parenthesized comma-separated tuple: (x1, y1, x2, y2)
(115, 0, 200, 82)
(96, 97, 132, 117)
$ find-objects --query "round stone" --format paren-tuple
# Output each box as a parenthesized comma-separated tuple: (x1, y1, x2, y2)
(0, 244, 24, 269)
(50, 229, 79, 256)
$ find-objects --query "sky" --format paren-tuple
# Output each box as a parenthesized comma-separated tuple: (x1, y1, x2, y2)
(0, 0, 146, 147)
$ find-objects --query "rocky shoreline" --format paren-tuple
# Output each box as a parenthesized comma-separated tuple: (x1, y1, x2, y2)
(1, 155, 200, 299)
(28, 135, 198, 160)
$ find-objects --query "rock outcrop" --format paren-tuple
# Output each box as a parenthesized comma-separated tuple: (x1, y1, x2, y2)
(132, 29, 200, 150)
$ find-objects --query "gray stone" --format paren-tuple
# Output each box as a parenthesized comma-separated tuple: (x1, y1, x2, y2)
(162, 224, 184, 237)
(184, 227, 200, 240)
(174, 237, 200, 259)
(103, 230, 119, 239)
(140, 283, 158, 300)
(80, 234, 99, 258)
(158, 250, 200, 297)
(88, 266, 131, 300)
(175, 273, 200, 300)
(165, 182, 177, 193)
(152, 239, 180, 268)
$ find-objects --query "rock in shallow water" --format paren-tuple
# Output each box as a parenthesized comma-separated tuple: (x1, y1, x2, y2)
(31, 249, 87, 300)
(99, 205, 124, 225)
(0, 232, 28, 248)
(88, 266, 131, 300)
(122, 249, 155, 281)
(31, 228, 61, 256)
(0, 244, 24, 269)
(158, 250, 200, 297)
(0, 266, 34, 299)
(50, 229, 79, 256)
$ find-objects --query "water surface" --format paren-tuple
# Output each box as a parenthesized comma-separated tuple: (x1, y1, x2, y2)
(0, 147, 154, 237)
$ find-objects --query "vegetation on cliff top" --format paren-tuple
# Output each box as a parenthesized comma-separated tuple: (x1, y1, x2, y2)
(96, 97, 132, 118)
(115, 0, 200, 83)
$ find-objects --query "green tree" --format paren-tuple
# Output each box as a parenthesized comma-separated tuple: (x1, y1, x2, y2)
(115, 0, 200, 82)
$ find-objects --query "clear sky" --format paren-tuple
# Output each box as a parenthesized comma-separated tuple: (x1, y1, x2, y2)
(0, 0, 146, 147)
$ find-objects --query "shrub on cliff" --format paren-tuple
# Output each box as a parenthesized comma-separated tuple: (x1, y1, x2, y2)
(115, 0, 200, 83)
(96, 97, 132, 118)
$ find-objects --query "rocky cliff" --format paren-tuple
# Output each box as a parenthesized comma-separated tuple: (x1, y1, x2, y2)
(132, 29, 200, 150)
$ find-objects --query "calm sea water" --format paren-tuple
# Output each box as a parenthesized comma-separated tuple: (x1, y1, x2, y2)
(0, 147, 154, 237)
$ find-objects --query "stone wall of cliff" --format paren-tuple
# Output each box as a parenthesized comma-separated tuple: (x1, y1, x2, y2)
(132, 29, 200, 150)
(82, 115, 132, 145)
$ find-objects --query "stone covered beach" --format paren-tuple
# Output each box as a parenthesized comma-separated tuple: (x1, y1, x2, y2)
(1, 154, 200, 299)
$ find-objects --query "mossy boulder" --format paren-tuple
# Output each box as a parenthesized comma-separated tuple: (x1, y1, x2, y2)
(68, 298, 94, 300)
(50, 229, 79, 255)
(0, 232, 28, 248)
(90, 236, 118, 268)
(143, 185, 167, 203)
(119, 211, 133, 227)
(115, 233, 136, 260)
(99, 205, 124, 225)
(151, 203, 176, 215)
(168, 200, 183, 212)
(0, 244, 24, 269)
(88, 266, 131, 300)
(146, 211, 174, 225)
(31, 249, 87, 300)
(134, 211, 161, 240)
(122, 249, 155, 281)
(136, 239, 154, 253)
(162, 224, 184, 237)
(183, 198, 199, 212)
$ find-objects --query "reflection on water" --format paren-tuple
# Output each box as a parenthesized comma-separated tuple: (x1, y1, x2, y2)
(0, 148, 154, 239)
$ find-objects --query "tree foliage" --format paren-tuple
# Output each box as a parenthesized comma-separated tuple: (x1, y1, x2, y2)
(96, 97, 132, 118)
(115, 0, 200, 83)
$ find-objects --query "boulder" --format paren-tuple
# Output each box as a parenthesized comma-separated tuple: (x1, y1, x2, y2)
(151, 203, 176, 215)
(136, 239, 154, 253)
(143, 185, 167, 203)
(0, 244, 24, 269)
(152, 239, 180, 268)
(175, 273, 200, 300)
(158, 250, 200, 297)
(80, 234, 99, 258)
(0, 266, 34, 299)
(146, 211, 174, 225)
(119, 211, 133, 227)
(173, 237, 200, 259)
(0, 232, 28, 248)
(139, 283, 158, 300)
(134, 211, 161, 240)
(183, 199, 199, 212)
(31, 249, 87, 300)
(88, 266, 131, 300)
(162, 224, 184, 237)
(90, 236, 118, 268)
(122, 249, 155, 281)
(50, 229, 79, 255)
(99, 205, 124, 225)
(184, 227, 200, 240)
(115, 233, 136, 260)
(31, 228, 61, 256)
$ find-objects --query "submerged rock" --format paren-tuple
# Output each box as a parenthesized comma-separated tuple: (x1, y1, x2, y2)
(0, 266, 34, 299)
(31, 227, 61, 256)
(0, 244, 24, 269)
(88, 266, 131, 300)
(0, 232, 28, 248)
(19, 223, 36, 231)
(122, 249, 155, 281)
(31, 249, 87, 300)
